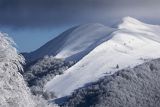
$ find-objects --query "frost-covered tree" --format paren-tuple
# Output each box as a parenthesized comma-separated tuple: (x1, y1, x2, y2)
(0, 33, 36, 107)
(23, 55, 75, 99)
(63, 58, 160, 107)
(0, 33, 58, 107)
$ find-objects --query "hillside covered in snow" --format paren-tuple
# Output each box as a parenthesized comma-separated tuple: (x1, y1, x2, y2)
(24, 23, 115, 63)
(62, 58, 160, 107)
(21, 17, 160, 107)
(43, 17, 160, 98)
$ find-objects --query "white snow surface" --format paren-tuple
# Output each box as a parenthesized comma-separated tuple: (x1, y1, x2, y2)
(28, 23, 115, 62)
(45, 17, 160, 98)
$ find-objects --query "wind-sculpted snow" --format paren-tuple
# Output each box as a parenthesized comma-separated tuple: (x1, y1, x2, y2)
(62, 58, 160, 107)
(0, 33, 36, 107)
(45, 17, 160, 98)
(24, 24, 115, 63)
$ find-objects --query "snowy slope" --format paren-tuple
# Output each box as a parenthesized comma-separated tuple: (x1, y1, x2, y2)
(25, 24, 115, 62)
(45, 17, 160, 98)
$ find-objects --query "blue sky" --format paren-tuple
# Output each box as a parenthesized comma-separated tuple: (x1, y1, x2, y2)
(0, 0, 160, 52)
(1, 27, 71, 52)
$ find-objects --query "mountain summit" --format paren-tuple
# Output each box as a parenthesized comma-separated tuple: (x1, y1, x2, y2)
(22, 17, 160, 99)
(43, 17, 160, 98)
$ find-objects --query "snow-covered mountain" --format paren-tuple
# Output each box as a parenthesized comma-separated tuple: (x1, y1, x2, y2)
(44, 17, 160, 98)
(24, 23, 115, 63)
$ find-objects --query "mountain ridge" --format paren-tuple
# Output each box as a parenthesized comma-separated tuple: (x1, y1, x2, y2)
(44, 17, 160, 98)
(23, 23, 115, 63)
